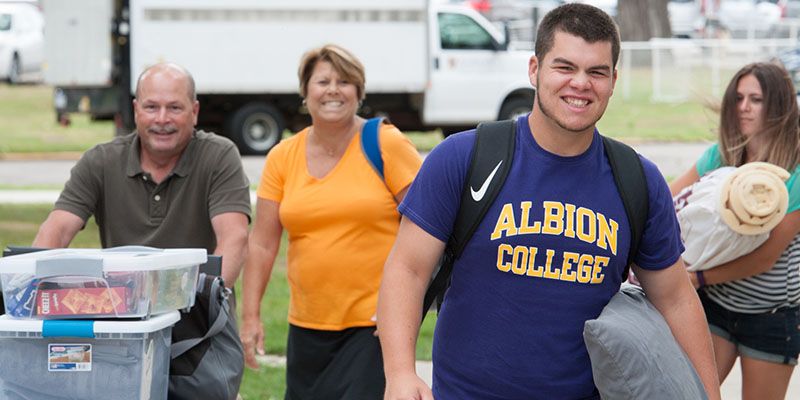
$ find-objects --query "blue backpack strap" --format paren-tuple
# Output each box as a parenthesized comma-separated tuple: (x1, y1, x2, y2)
(361, 117, 385, 181)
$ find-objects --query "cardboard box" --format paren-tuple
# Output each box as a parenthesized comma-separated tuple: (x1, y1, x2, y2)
(36, 287, 129, 317)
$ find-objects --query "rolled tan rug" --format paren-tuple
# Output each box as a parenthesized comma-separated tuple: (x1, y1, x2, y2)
(675, 162, 790, 271)
(718, 162, 790, 235)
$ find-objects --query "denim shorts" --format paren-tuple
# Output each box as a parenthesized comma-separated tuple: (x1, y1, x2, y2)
(699, 291, 800, 365)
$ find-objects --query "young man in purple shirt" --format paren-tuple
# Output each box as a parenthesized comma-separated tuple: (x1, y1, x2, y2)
(377, 4, 721, 399)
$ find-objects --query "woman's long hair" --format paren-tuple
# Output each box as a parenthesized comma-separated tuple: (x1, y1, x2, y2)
(718, 62, 800, 171)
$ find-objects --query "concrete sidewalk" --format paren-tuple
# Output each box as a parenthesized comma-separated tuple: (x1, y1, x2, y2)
(0, 141, 708, 189)
(257, 355, 794, 399)
(0, 189, 260, 204)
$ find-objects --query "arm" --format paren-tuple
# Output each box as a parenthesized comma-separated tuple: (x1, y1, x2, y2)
(381, 125, 422, 206)
(32, 210, 84, 248)
(394, 186, 410, 204)
(669, 163, 700, 196)
(636, 261, 721, 400)
(239, 198, 283, 369)
(206, 143, 251, 284)
(377, 217, 444, 400)
(33, 150, 100, 249)
(689, 210, 800, 287)
(211, 211, 250, 287)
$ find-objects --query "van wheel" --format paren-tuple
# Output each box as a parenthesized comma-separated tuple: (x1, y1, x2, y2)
(8, 54, 20, 84)
(226, 103, 284, 155)
(498, 97, 532, 121)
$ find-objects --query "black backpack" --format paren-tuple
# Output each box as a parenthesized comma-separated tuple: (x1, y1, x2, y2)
(421, 120, 649, 320)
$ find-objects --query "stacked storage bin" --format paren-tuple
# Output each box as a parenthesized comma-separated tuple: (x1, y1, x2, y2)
(0, 247, 206, 400)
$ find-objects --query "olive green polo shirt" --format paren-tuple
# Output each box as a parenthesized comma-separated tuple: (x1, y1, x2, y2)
(55, 130, 251, 252)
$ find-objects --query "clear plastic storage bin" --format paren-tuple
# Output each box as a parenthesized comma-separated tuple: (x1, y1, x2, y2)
(0, 247, 205, 319)
(0, 311, 180, 400)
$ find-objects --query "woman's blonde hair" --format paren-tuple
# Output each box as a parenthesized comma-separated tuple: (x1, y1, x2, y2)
(718, 62, 800, 171)
(298, 44, 366, 100)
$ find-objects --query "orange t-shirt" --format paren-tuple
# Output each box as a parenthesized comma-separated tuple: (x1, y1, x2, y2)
(258, 123, 422, 330)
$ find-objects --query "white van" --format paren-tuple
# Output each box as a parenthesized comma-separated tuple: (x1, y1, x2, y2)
(0, 2, 43, 83)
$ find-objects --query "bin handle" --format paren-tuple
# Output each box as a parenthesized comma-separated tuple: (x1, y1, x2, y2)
(36, 257, 103, 278)
(43, 320, 95, 338)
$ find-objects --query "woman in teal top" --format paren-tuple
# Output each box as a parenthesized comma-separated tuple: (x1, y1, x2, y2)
(671, 62, 800, 399)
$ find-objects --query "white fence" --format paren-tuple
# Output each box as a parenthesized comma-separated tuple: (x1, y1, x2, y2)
(510, 35, 799, 104)
(503, 9, 800, 104)
(620, 38, 798, 103)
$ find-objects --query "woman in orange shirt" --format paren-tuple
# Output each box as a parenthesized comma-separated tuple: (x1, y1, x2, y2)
(240, 44, 422, 399)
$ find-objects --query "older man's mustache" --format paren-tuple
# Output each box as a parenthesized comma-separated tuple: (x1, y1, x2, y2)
(148, 125, 178, 134)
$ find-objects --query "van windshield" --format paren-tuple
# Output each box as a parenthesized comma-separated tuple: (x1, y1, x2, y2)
(0, 14, 11, 31)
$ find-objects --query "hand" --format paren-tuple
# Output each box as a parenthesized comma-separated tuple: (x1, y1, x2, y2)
(384, 372, 433, 400)
(239, 316, 265, 369)
(371, 313, 379, 337)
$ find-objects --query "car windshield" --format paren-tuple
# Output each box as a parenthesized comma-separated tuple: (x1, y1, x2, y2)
(0, 14, 11, 31)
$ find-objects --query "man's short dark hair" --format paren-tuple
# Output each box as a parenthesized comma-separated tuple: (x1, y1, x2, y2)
(535, 3, 620, 68)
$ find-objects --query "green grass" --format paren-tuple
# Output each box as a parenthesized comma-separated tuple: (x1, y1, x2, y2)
(597, 66, 726, 142)
(0, 84, 113, 154)
(0, 82, 444, 154)
(239, 365, 286, 400)
(0, 72, 727, 157)
(0, 204, 436, 395)
(406, 130, 444, 152)
(0, 203, 101, 248)
(600, 97, 718, 141)
(0, 184, 64, 190)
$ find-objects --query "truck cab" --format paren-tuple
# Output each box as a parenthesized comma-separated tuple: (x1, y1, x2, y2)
(425, 3, 534, 131)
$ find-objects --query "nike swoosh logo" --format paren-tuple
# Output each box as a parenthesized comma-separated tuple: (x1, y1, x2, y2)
(470, 161, 503, 202)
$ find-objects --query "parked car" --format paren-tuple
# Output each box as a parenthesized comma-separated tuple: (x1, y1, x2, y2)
(481, 0, 564, 21)
(717, 0, 784, 38)
(564, 0, 617, 18)
(775, 46, 800, 104)
(787, 0, 800, 18)
(669, 0, 704, 38)
(0, 2, 43, 83)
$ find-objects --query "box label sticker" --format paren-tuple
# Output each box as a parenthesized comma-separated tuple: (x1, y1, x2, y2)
(48, 344, 92, 372)
(37, 287, 129, 317)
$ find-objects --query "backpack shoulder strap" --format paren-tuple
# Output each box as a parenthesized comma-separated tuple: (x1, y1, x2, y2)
(421, 120, 516, 318)
(171, 275, 230, 359)
(601, 136, 649, 280)
(361, 117, 385, 181)
(450, 120, 517, 256)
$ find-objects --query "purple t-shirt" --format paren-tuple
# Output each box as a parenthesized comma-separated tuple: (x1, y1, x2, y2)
(399, 115, 683, 399)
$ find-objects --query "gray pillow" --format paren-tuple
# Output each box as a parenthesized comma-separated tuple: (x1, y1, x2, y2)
(583, 284, 708, 400)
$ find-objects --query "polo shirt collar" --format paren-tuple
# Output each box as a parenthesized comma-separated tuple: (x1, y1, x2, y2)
(125, 131, 197, 178)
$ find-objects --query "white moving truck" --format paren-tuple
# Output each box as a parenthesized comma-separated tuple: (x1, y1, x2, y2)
(43, 0, 534, 154)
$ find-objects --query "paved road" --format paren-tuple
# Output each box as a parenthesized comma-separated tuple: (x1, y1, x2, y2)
(0, 141, 707, 188)
(414, 360, 784, 400)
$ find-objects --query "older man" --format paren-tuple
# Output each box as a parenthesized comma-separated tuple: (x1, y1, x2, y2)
(33, 63, 250, 286)
(33, 63, 251, 400)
